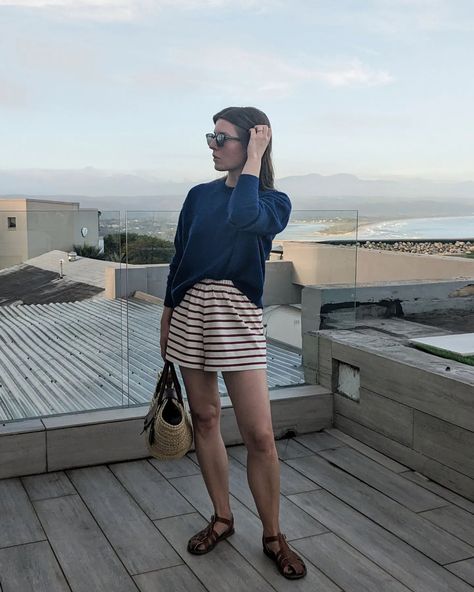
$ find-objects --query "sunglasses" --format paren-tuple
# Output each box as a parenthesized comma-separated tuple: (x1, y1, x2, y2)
(205, 132, 242, 147)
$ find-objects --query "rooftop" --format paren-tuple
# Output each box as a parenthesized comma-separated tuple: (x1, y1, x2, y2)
(1, 428, 473, 591)
(0, 296, 304, 421)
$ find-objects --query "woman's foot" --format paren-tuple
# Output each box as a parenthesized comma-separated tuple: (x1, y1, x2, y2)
(187, 512, 234, 554)
(262, 532, 307, 579)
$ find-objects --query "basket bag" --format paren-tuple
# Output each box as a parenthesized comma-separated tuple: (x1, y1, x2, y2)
(140, 360, 193, 460)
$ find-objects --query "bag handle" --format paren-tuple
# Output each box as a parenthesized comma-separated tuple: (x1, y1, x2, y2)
(157, 361, 183, 405)
(140, 361, 184, 434)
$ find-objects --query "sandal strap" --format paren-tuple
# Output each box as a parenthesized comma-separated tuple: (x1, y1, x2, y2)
(263, 533, 279, 543)
(214, 513, 233, 526)
(264, 532, 305, 575)
(189, 514, 232, 550)
(189, 520, 217, 549)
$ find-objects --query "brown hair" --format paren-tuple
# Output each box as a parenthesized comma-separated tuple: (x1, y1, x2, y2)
(212, 106, 275, 191)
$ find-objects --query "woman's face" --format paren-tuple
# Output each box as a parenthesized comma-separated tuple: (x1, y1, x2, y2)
(209, 118, 247, 173)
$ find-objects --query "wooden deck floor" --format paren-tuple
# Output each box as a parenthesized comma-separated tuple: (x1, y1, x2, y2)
(1, 428, 473, 592)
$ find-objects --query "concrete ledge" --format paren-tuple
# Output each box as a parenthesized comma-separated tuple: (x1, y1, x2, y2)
(0, 385, 332, 479)
(317, 326, 474, 501)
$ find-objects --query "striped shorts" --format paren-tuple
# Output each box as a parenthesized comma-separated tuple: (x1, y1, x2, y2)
(164, 278, 267, 372)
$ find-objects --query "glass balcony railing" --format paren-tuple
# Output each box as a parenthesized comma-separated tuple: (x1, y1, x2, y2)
(0, 208, 358, 422)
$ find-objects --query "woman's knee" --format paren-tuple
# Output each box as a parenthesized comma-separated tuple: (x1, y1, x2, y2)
(190, 404, 220, 432)
(179, 366, 220, 431)
(245, 428, 277, 456)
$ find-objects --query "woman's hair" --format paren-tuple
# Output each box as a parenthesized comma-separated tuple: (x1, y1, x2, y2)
(212, 106, 275, 191)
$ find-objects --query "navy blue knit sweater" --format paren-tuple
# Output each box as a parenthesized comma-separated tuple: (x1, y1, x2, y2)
(164, 173, 292, 309)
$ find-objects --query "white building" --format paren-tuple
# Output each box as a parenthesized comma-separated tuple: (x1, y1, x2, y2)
(0, 198, 99, 270)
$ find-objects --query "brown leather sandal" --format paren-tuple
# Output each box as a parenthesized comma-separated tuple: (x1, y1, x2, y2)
(262, 532, 307, 579)
(187, 513, 235, 555)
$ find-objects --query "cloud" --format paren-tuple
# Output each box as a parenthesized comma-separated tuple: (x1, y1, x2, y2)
(0, 0, 140, 21)
(0, 0, 280, 21)
(361, 0, 474, 33)
(0, 79, 29, 108)
(315, 59, 394, 87)
(133, 48, 394, 98)
(15, 39, 102, 81)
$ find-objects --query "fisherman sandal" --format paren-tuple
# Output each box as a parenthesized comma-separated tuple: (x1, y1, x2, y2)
(187, 513, 235, 555)
(262, 532, 307, 579)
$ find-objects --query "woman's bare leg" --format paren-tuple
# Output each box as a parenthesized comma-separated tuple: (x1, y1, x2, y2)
(222, 369, 282, 545)
(179, 365, 233, 538)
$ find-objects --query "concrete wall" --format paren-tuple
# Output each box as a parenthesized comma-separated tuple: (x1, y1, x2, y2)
(312, 328, 474, 501)
(300, 279, 474, 337)
(0, 201, 28, 269)
(105, 259, 301, 306)
(283, 241, 358, 286)
(283, 240, 474, 285)
(0, 384, 332, 479)
(263, 304, 302, 349)
(0, 199, 99, 269)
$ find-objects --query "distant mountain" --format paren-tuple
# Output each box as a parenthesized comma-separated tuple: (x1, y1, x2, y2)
(276, 173, 474, 199)
(1, 168, 473, 217)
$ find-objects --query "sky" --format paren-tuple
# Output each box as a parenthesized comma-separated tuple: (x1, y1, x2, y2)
(1, 0, 473, 184)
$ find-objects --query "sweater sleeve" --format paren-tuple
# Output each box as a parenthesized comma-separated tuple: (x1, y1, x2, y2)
(226, 173, 292, 236)
(163, 202, 186, 308)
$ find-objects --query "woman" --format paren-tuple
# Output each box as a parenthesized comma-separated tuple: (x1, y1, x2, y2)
(160, 106, 307, 580)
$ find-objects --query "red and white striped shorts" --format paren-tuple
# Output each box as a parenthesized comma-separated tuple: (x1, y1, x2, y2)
(164, 278, 267, 372)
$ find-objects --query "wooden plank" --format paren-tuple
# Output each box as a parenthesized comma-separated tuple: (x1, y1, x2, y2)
(0, 478, 45, 548)
(446, 558, 474, 587)
(212, 495, 339, 592)
(419, 505, 474, 546)
(228, 438, 315, 463)
(414, 411, 474, 478)
(66, 465, 182, 575)
(22, 471, 75, 501)
(155, 513, 275, 592)
(225, 445, 320, 496)
(228, 456, 326, 538)
(335, 414, 474, 502)
(317, 446, 445, 512)
(288, 488, 474, 592)
(325, 427, 409, 472)
(402, 470, 474, 514)
(109, 459, 195, 519)
(148, 454, 201, 479)
(334, 388, 414, 447)
(0, 540, 70, 592)
(133, 564, 208, 592)
(286, 454, 474, 564)
(170, 464, 328, 541)
(33, 494, 138, 592)
(294, 431, 346, 452)
(292, 532, 411, 592)
(274, 436, 317, 460)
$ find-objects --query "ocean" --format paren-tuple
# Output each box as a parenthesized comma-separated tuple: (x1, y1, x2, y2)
(280, 215, 474, 241)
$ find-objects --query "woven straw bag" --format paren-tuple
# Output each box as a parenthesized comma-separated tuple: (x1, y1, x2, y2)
(140, 361, 194, 460)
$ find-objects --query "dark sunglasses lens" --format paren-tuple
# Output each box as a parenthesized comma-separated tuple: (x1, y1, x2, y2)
(206, 132, 226, 146)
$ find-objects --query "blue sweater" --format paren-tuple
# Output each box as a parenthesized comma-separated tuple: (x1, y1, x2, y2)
(164, 173, 292, 309)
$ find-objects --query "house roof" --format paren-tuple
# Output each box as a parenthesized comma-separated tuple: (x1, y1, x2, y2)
(0, 264, 104, 306)
(0, 297, 304, 421)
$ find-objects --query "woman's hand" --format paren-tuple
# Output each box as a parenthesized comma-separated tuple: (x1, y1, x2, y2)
(160, 310, 172, 360)
(246, 125, 271, 161)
